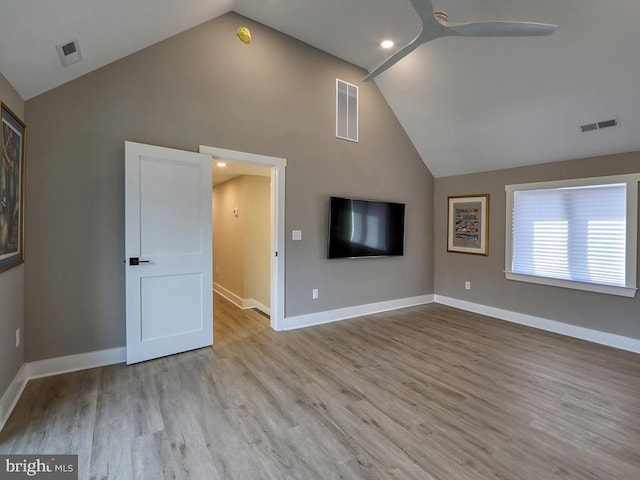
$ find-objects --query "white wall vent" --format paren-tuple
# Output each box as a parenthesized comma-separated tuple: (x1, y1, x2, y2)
(336, 79, 358, 142)
(579, 116, 619, 133)
(56, 39, 82, 67)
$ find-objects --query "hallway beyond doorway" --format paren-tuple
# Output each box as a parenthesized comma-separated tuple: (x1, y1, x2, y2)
(214, 292, 270, 348)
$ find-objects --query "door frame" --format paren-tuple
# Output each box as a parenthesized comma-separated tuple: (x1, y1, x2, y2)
(200, 145, 286, 331)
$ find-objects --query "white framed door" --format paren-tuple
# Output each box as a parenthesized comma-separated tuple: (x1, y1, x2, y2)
(199, 145, 286, 330)
(125, 141, 213, 364)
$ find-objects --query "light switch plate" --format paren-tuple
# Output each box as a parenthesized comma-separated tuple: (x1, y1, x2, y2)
(292, 230, 302, 241)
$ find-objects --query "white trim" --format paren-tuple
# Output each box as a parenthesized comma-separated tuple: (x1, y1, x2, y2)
(27, 347, 126, 380)
(505, 173, 640, 297)
(626, 179, 639, 285)
(505, 173, 640, 193)
(434, 295, 640, 354)
(281, 295, 435, 331)
(200, 145, 286, 331)
(213, 282, 244, 309)
(0, 347, 125, 432)
(213, 283, 271, 316)
(244, 299, 271, 316)
(505, 272, 637, 298)
(0, 365, 28, 432)
(200, 146, 286, 168)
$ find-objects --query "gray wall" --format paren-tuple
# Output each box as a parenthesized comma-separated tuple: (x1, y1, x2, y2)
(435, 151, 640, 340)
(24, 12, 434, 361)
(0, 73, 25, 394)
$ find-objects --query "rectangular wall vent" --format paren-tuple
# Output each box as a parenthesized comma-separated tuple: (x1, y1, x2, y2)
(579, 116, 619, 133)
(336, 79, 358, 142)
(56, 39, 82, 67)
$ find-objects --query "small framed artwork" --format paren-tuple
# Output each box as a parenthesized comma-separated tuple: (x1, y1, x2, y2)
(0, 102, 26, 273)
(447, 194, 489, 255)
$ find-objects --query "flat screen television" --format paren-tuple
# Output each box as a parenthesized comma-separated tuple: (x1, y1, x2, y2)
(328, 196, 405, 259)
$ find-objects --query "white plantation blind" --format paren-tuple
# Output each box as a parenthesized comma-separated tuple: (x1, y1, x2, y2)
(512, 184, 625, 286)
(505, 174, 639, 297)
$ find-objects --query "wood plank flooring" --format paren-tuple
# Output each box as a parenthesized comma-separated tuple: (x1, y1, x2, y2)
(1, 296, 639, 479)
(213, 293, 271, 348)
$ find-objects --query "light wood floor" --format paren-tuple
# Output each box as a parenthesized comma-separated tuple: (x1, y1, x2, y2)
(1, 296, 639, 479)
(213, 293, 271, 348)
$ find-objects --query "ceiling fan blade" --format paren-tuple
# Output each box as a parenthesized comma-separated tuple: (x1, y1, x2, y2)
(409, 0, 435, 23)
(445, 20, 557, 37)
(363, 34, 425, 81)
(364, 0, 557, 81)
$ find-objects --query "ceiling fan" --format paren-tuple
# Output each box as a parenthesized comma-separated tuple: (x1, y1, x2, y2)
(363, 0, 557, 81)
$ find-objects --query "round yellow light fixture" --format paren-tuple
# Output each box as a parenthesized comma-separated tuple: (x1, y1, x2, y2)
(380, 40, 394, 49)
(237, 26, 252, 45)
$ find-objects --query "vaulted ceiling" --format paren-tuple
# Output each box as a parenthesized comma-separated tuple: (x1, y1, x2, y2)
(2, 0, 639, 177)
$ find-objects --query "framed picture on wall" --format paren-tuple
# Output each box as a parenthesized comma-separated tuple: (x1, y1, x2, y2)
(447, 194, 489, 255)
(0, 102, 26, 272)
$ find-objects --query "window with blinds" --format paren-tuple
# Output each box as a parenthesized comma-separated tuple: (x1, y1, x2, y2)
(505, 174, 640, 298)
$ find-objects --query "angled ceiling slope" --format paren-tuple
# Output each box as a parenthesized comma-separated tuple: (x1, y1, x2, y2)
(0, 0, 234, 100)
(2, 0, 640, 177)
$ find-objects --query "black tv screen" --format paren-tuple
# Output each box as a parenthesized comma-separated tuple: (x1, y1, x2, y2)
(328, 196, 405, 259)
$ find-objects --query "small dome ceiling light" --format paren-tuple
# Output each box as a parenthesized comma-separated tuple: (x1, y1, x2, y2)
(380, 40, 394, 49)
(237, 26, 252, 44)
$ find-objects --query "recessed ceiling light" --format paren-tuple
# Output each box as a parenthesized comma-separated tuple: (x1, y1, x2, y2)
(216, 162, 227, 167)
(380, 40, 394, 49)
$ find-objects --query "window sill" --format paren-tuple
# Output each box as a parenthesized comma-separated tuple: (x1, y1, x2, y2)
(504, 272, 637, 298)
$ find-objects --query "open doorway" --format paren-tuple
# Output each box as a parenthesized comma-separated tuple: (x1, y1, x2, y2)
(211, 162, 270, 344)
(200, 145, 286, 337)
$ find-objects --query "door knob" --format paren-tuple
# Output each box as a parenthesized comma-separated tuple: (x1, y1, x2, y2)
(129, 257, 150, 266)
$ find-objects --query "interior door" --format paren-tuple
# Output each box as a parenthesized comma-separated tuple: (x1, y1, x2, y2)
(125, 141, 213, 364)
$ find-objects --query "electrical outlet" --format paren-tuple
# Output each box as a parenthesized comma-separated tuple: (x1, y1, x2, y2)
(312, 288, 319, 299)
(16, 328, 20, 348)
(465, 281, 471, 290)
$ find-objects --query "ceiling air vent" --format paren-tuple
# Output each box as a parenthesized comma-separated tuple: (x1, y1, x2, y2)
(597, 118, 618, 129)
(580, 123, 598, 133)
(56, 39, 82, 67)
(579, 116, 619, 133)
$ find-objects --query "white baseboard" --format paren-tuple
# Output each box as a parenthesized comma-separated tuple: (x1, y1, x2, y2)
(243, 299, 271, 316)
(0, 364, 28, 433)
(434, 295, 640, 354)
(0, 347, 126, 433)
(281, 294, 435, 331)
(213, 283, 270, 315)
(27, 346, 126, 380)
(214, 283, 244, 309)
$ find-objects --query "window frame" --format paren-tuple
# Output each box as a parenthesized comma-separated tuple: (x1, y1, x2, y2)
(504, 173, 640, 298)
